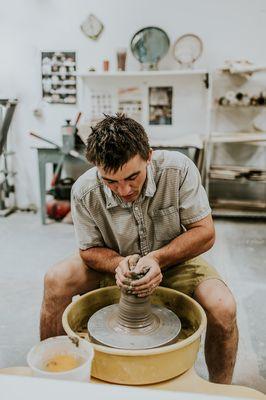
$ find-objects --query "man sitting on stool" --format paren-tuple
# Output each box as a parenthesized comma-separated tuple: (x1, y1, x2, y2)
(40, 113, 238, 384)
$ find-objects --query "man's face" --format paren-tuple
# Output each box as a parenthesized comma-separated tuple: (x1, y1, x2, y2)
(98, 151, 152, 203)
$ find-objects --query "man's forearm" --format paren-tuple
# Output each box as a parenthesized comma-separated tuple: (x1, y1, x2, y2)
(79, 247, 124, 274)
(149, 226, 215, 270)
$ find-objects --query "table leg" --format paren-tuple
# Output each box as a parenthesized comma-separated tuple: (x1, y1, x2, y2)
(38, 154, 47, 225)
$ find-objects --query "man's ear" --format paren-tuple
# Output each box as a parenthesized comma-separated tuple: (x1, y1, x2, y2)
(147, 149, 153, 164)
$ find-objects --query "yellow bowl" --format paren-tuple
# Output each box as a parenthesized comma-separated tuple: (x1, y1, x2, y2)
(62, 286, 206, 385)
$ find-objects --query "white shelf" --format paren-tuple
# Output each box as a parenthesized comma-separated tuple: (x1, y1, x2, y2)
(219, 65, 266, 75)
(211, 199, 266, 211)
(212, 208, 266, 218)
(150, 134, 204, 149)
(209, 174, 266, 183)
(43, 73, 76, 76)
(211, 198, 266, 219)
(215, 104, 266, 109)
(211, 132, 266, 143)
(77, 69, 208, 78)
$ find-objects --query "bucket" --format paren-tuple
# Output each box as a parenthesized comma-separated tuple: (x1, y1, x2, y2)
(27, 335, 94, 382)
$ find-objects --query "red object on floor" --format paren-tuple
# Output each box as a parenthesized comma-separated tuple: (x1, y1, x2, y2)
(46, 200, 71, 221)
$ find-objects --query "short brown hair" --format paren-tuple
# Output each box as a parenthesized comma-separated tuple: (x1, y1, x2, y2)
(86, 114, 150, 172)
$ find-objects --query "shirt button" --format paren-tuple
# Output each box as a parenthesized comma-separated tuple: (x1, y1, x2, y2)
(135, 206, 138, 210)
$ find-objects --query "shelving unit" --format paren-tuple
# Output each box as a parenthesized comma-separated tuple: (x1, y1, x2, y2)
(77, 69, 212, 169)
(41, 51, 77, 104)
(205, 69, 266, 218)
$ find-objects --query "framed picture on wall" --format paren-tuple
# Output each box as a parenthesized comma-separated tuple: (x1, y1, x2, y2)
(41, 51, 77, 104)
(149, 86, 173, 125)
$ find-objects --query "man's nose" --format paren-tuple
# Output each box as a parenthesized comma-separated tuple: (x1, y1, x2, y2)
(117, 182, 132, 196)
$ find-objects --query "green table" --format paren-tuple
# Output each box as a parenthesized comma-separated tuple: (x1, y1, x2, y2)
(35, 147, 87, 224)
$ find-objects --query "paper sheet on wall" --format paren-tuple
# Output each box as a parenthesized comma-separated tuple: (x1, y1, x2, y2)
(77, 89, 115, 143)
(118, 87, 143, 123)
(90, 89, 114, 124)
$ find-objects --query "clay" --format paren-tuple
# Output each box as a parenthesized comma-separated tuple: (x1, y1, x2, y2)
(87, 264, 181, 349)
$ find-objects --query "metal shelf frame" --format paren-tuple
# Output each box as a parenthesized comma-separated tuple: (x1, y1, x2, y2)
(204, 70, 266, 218)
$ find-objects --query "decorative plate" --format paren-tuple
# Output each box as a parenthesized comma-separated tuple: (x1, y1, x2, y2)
(173, 34, 203, 67)
(131, 26, 170, 70)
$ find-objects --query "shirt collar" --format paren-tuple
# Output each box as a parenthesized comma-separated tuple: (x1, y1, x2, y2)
(102, 163, 156, 209)
(145, 162, 156, 198)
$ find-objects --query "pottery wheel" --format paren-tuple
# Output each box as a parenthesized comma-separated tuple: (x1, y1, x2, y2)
(88, 268, 181, 350)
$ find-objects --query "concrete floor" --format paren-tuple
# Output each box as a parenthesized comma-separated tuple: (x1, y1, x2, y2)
(0, 213, 265, 393)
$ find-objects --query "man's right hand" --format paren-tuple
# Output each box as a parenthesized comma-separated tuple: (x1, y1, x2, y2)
(115, 254, 140, 290)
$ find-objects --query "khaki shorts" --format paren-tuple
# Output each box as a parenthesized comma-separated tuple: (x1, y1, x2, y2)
(99, 256, 222, 297)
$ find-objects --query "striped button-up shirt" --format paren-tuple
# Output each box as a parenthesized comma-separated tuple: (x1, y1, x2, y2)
(71, 150, 211, 256)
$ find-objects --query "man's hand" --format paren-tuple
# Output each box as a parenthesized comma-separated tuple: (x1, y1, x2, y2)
(115, 254, 140, 290)
(130, 255, 162, 297)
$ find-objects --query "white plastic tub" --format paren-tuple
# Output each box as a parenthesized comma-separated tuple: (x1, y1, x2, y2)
(27, 335, 94, 382)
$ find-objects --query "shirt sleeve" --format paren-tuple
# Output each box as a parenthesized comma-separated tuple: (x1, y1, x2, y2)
(179, 157, 211, 226)
(71, 191, 105, 250)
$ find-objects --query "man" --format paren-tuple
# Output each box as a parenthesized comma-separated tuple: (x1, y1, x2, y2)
(40, 114, 238, 384)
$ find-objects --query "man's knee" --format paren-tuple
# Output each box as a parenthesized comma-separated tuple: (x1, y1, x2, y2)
(44, 260, 79, 298)
(208, 293, 237, 336)
(195, 280, 237, 337)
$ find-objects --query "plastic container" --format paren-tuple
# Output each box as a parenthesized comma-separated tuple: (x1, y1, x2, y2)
(27, 335, 94, 382)
(63, 287, 207, 385)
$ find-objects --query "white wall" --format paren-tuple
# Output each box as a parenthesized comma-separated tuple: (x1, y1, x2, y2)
(0, 0, 266, 207)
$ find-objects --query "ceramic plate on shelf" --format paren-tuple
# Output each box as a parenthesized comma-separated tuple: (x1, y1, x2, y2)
(130, 26, 170, 70)
(173, 33, 203, 67)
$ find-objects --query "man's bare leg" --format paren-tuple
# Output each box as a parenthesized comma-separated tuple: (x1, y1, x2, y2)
(194, 279, 238, 384)
(40, 254, 103, 340)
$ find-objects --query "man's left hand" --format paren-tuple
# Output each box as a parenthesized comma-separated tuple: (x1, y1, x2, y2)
(130, 255, 162, 297)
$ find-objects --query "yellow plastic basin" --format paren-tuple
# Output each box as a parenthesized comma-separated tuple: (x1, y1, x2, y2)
(62, 286, 206, 385)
